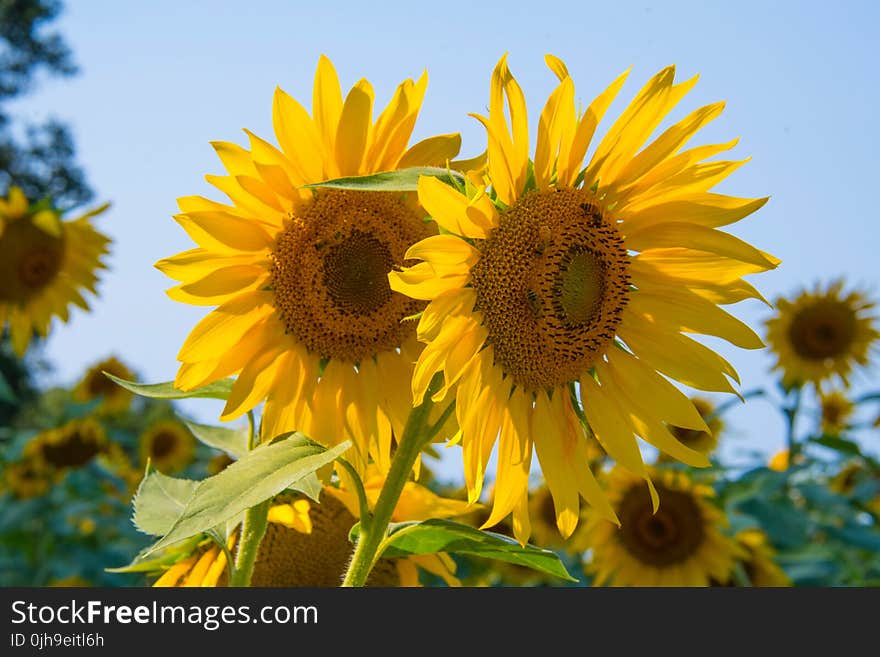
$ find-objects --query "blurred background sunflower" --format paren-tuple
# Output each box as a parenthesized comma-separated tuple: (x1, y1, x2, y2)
(581, 467, 742, 587)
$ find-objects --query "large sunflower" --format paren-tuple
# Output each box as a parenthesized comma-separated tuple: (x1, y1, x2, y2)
(389, 55, 777, 542)
(766, 280, 878, 389)
(583, 467, 741, 587)
(153, 470, 469, 587)
(156, 56, 462, 472)
(0, 187, 111, 356)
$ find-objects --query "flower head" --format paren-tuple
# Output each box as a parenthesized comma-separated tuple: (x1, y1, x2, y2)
(156, 56, 462, 473)
(766, 280, 878, 390)
(139, 420, 195, 474)
(820, 390, 854, 435)
(390, 55, 777, 542)
(74, 356, 135, 413)
(0, 187, 111, 355)
(24, 418, 108, 473)
(582, 467, 743, 586)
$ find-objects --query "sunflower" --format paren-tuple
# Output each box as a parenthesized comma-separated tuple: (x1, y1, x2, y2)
(389, 55, 777, 543)
(659, 397, 723, 461)
(582, 467, 742, 586)
(766, 280, 878, 390)
(732, 529, 790, 587)
(2, 457, 51, 498)
(139, 420, 195, 474)
(153, 470, 470, 587)
(155, 56, 463, 473)
(74, 356, 135, 413)
(819, 390, 854, 435)
(0, 186, 111, 356)
(24, 418, 108, 474)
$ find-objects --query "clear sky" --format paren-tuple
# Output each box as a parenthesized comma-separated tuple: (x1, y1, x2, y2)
(10, 0, 879, 477)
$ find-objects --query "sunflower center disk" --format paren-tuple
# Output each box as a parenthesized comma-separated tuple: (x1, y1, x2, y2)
(470, 189, 630, 391)
(618, 485, 705, 566)
(788, 301, 856, 361)
(271, 190, 430, 363)
(41, 433, 102, 469)
(150, 432, 178, 460)
(0, 218, 65, 303)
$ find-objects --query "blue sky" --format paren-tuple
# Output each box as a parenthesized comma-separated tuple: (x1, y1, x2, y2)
(11, 0, 879, 477)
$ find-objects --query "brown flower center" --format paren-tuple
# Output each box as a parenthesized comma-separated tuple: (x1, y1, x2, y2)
(470, 189, 630, 391)
(0, 216, 65, 303)
(149, 431, 178, 460)
(788, 300, 856, 361)
(618, 483, 705, 567)
(270, 190, 429, 363)
(40, 430, 103, 469)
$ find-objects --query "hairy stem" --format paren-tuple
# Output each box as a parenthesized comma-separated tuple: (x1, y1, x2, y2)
(229, 500, 269, 587)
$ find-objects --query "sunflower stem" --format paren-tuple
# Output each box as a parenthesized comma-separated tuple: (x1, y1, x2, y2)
(246, 410, 257, 450)
(341, 377, 439, 587)
(227, 409, 267, 586)
(424, 399, 456, 442)
(229, 499, 269, 587)
(784, 386, 803, 465)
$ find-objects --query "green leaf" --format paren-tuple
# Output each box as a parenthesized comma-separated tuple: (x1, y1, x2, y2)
(823, 523, 880, 551)
(104, 373, 234, 400)
(0, 369, 15, 403)
(106, 535, 203, 574)
(132, 469, 200, 537)
(810, 435, 863, 456)
(304, 166, 464, 192)
(376, 519, 576, 582)
(289, 471, 323, 502)
(141, 435, 350, 556)
(185, 421, 248, 458)
(737, 498, 809, 548)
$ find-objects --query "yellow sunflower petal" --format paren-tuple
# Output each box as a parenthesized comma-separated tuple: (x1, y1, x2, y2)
(398, 133, 462, 169)
(416, 175, 491, 239)
(335, 79, 374, 176)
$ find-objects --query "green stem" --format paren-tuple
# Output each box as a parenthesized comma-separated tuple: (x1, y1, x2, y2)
(424, 399, 456, 442)
(227, 409, 267, 587)
(229, 499, 269, 587)
(785, 386, 803, 464)
(341, 381, 438, 587)
(246, 411, 257, 449)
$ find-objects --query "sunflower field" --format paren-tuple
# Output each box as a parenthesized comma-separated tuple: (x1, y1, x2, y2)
(1, 1, 878, 590)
